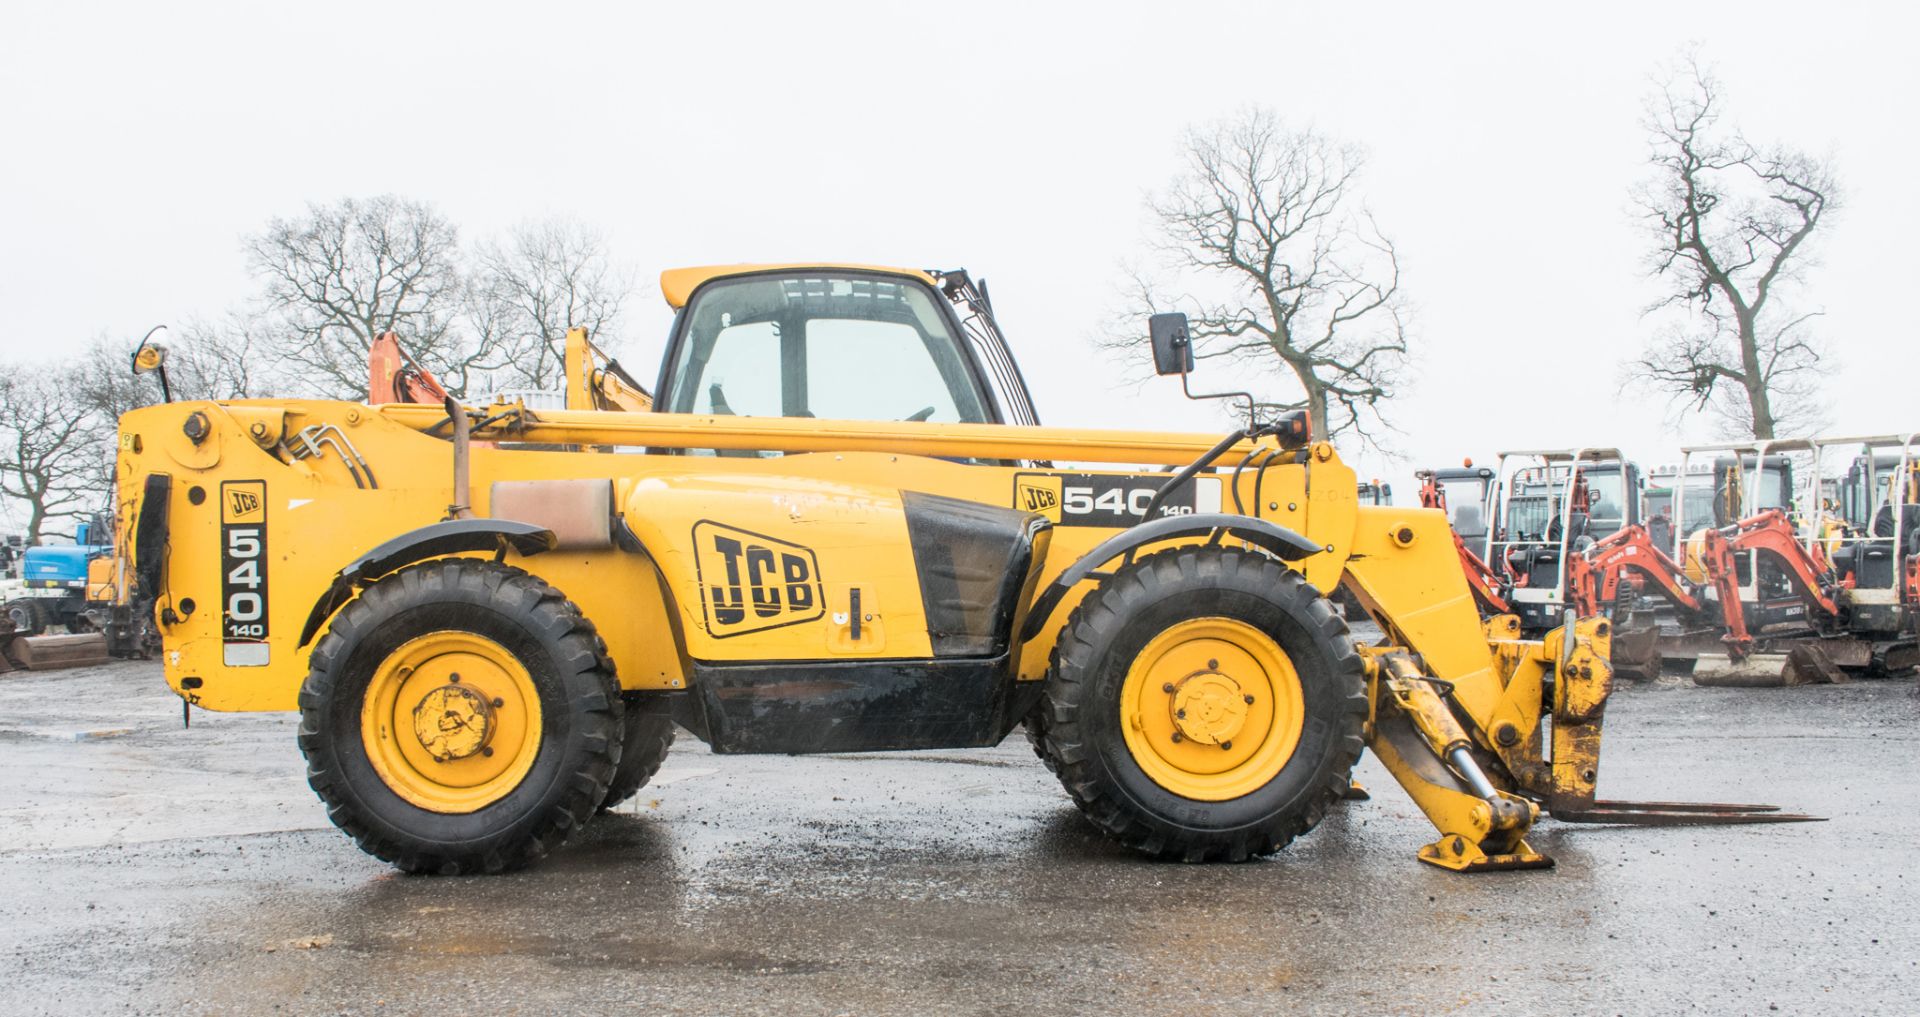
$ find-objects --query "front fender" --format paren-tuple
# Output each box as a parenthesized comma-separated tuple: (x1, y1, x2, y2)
(1018, 513, 1324, 642)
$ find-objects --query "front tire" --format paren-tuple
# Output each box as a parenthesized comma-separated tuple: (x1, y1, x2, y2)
(298, 559, 622, 874)
(5, 598, 47, 637)
(1036, 546, 1366, 862)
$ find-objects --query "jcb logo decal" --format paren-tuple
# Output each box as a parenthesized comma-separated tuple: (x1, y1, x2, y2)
(1015, 476, 1063, 522)
(225, 488, 262, 521)
(693, 522, 824, 638)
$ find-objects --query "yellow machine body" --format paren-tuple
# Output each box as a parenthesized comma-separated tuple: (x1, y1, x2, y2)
(118, 402, 1378, 706)
(109, 261, 1721, 873)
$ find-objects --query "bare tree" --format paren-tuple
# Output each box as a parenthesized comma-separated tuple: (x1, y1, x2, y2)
(1109, 108, 1409, 446)
(164, 317, 274, 402)
(469, 219, 630, 391)
(0, 365, 102, 544)
(1628, 55, 1839, 439)
(246, 196, 501, 398)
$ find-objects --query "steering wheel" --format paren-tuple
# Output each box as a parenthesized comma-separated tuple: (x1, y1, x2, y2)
(904, 406, 935, 422)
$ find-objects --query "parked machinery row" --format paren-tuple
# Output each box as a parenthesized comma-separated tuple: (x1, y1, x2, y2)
(1411, 438, 1919, 683)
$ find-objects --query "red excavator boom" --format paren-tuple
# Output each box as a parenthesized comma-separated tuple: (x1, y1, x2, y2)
(368, 332, 450, 405)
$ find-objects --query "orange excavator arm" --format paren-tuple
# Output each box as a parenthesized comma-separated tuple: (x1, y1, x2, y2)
(368, 332, 450, 405)
(1572, 524, 1707, 616)
(1692, 528, 1753, 659)
(1453, 532, 1511, 615)
(1721, 508, 1840, 618)
(1565, 522, 1756, 660)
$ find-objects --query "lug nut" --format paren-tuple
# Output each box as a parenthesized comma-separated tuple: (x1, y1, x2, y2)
(1220, 741, 1233, 751)
(1162, 682, 1175, 693)
(482, 746, 494, 758)
(1207, 659, 1218, 670)
(491, 697, 504, 708)
(448, 672, 460, 683)
(1244, 694, 1256, 705)
(1175, 709, 1186, 719)
(1171, 732, 1184, 743)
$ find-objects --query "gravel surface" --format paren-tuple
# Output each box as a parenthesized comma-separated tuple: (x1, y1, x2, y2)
(1, 659, 1914, 1015)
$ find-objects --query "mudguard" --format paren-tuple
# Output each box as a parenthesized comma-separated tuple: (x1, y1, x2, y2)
(1018, 513, 1325, 642)
(296, 519, 556, 647)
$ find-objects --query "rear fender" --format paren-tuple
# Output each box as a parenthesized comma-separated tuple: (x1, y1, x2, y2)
(296, 519, 556, 647)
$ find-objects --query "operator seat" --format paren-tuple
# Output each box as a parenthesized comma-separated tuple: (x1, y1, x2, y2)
(1451, 503, 1486, 541)
(1648, 515, 1674, 557)
(1859, 503, 1920, 587)
(1588, 499, 1620, 535)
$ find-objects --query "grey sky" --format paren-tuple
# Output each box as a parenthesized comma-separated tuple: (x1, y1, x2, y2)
(2, 1, 1913, 498)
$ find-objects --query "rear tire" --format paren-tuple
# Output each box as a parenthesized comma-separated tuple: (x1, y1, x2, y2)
(298, 559, 622, 874)
(1036, 546, 1366, 862)
(599, 697, 675, 811)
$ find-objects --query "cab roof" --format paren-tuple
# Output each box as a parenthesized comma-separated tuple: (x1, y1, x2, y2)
(659, 264, 938, 310)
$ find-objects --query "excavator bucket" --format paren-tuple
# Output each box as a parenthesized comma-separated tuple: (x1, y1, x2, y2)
(1694, 640, 1860, 687)
(8, 632, 110, 671)
(1691, 652, 1793, 687)
(1608, 616, 1663, 681)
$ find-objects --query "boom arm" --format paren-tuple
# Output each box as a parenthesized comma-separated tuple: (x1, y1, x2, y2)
(1723, 508, 1839, 617)
(565, 327, 652, 413)
(1570, 524, 1707, 616)
(368, 332, 450, 405)
(1452, 531, 1512, 615)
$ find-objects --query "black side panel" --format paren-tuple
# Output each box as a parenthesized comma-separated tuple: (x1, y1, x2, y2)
(690, 656, 1042, 754)
(133, 473, 172, 596)
(901, 491, 1046, 657)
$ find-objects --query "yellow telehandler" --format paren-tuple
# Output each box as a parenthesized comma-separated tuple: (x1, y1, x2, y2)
(112, 264, 1811, 874)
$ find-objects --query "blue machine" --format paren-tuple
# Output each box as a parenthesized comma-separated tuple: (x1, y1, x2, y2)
(6, 516, 111, 635)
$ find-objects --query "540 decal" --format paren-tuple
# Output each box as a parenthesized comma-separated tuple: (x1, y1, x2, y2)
(220, 480, 270, 666)
(1013, 472, 1222, 527)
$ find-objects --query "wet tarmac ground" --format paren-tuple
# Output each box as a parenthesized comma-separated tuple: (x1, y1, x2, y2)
(2, 660, 1916, 1016)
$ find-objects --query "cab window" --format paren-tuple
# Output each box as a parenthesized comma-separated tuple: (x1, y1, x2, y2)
(663, 273, 993, 433)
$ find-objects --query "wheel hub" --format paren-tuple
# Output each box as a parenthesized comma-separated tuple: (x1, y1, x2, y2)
(411, 683, 494, 762)
(361, 631, 543, 814)
(1169, 670, 1249, 746)
(1119, 617, 1307, 801)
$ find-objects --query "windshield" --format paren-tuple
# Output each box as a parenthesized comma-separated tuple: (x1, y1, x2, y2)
(663, 273, 992, 435)
(1506, 484, 1554, 541)
(1583, 468, 1627, 534)
(1755, 469, 1790, 512)
(1439, 478, 1489, 539)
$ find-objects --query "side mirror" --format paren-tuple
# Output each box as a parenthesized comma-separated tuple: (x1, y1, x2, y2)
(131, 330, 169, 375)
(129, 325, 174, 402)
(1149, 313, 1193, 376)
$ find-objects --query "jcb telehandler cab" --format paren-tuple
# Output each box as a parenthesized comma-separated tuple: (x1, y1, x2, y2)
(112, 264, 1810, 875)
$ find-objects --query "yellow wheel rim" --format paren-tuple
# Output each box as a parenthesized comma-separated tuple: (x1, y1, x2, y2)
(1118, 617, 1305, 802)
(360, 631, 544, 814)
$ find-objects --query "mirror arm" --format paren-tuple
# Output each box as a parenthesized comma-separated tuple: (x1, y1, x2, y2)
(1179, 365, 1258, 428)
